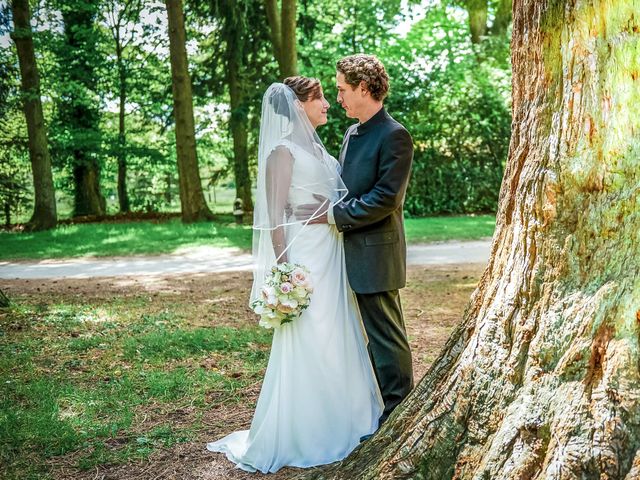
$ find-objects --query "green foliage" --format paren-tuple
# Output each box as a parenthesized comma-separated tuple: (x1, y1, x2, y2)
(386, 6, 511, 215)
(1, 0, 511, 226)
(49, 0, 106, 171)
(296, 2, 511, 215)
(0, 48, 33, 226)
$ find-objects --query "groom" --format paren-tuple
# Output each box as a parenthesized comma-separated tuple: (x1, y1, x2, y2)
(297, 54, 414, 426)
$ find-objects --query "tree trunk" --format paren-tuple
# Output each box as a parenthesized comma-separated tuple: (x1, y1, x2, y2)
(11, 0, 57, 231)
(228, 52, 253, 213)
(116, 42, 130, 213)
(4, 200, 11, 228)
(263, 0, 282, 72)
(467, 0, 488, 44)
(489, 0, 512, 36)
(73, 162, 105, 216)
(263, 0, 297, 78)
(165, 0, 214, 222)
(302, 1, 640, 478)
(280, 0, 297, 77)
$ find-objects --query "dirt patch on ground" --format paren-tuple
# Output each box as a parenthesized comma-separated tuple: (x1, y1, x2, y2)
(1, 263, 485, 480)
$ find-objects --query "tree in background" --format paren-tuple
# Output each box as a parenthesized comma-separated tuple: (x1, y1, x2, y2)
(10, 0, 57, 230)
(165, 0, 214, 222)
(0, 45, 32, 227)
(263, 0, 297, 78)
(101, 3, 183, 214)
(192, 0, 275, 213)
(103, 0, 144, 213)
(53, 0, 107, 217)
(457, 0, 512, 43)
(390, 6, 511, 215)
(0, 0, 515, 223)
(296, 0, 406, 150)
(305, 0, 640, 477)
(296, 0, 511, 216)
(490, 0, 512, 36)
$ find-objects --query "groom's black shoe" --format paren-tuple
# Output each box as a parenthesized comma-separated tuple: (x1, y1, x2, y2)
(359, 434, 373, 443)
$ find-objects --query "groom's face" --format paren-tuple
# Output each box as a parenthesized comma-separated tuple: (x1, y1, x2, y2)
(336, 72, 362, 120)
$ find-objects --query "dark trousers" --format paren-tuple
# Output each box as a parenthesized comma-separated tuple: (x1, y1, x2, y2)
(356, 290, 413, 424)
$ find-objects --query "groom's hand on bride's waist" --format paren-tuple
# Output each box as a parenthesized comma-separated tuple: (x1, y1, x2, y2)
(295, 194, 330, 224)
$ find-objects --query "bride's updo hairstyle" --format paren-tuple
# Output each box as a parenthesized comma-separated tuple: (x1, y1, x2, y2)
(336, 54, 389, 101)
(283, 76, 322, 102)
(269, 76, 321, 119)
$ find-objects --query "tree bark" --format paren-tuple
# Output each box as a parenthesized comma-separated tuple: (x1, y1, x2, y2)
(263, 0, 297, 78)
(302, 1, 640, 478)
(11, 0, 57, 231)
(165, 0, 214, 222)
(73, 163, 105, 216)
(467, 0, 488, 44)
(263, 0, 282, 71)
(280, 0, 297, 77)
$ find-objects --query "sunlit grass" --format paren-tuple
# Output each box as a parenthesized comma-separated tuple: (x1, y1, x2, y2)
(0, 214, 495, 261)
(0, 300, 271, 477)
(404, 214, 495, 243)
(0, 215, 252, 261)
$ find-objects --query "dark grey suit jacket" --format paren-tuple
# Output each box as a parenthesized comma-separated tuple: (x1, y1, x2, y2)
(333, 107, 413, 294)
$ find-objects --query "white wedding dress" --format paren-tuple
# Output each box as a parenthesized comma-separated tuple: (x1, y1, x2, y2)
(207, 137, 383, 473)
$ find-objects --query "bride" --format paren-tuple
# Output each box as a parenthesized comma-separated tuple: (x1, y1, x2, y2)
(206, 77, 383, 473)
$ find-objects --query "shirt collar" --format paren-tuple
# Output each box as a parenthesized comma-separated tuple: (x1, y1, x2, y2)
(354, 106, 387, 136)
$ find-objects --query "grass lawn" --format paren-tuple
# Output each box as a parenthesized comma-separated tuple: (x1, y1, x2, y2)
(0, 264, 484, 479)
(0, 214, 495, 262)
(404, 214, 495, 243)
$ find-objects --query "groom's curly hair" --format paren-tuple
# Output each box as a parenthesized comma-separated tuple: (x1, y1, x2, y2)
(336, 54, 389, 101)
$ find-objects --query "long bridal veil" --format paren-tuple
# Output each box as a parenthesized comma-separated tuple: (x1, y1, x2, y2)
(250, 83, 347, 304)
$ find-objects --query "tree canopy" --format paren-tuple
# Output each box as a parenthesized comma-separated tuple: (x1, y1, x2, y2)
(1, 0, 512, 225)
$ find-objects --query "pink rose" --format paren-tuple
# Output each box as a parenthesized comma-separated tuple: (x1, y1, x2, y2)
(291, 269, 308, 287)
(280, 282, 293, 294)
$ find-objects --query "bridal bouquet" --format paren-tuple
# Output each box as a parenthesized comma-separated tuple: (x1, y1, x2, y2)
(252, 263, 313, 329)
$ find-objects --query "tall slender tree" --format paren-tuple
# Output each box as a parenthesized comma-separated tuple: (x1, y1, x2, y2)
(304, 0, 640, 478)
(263, 0, 297, 78)
(192, 0, 275, 213)
(10, 0, 57, 230)
(225, 4, 253, 213)
(104, 0, 143, 213)
(165, 0, 214, 222)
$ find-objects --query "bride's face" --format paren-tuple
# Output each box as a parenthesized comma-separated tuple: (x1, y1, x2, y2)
(301, 88, 330, 129)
